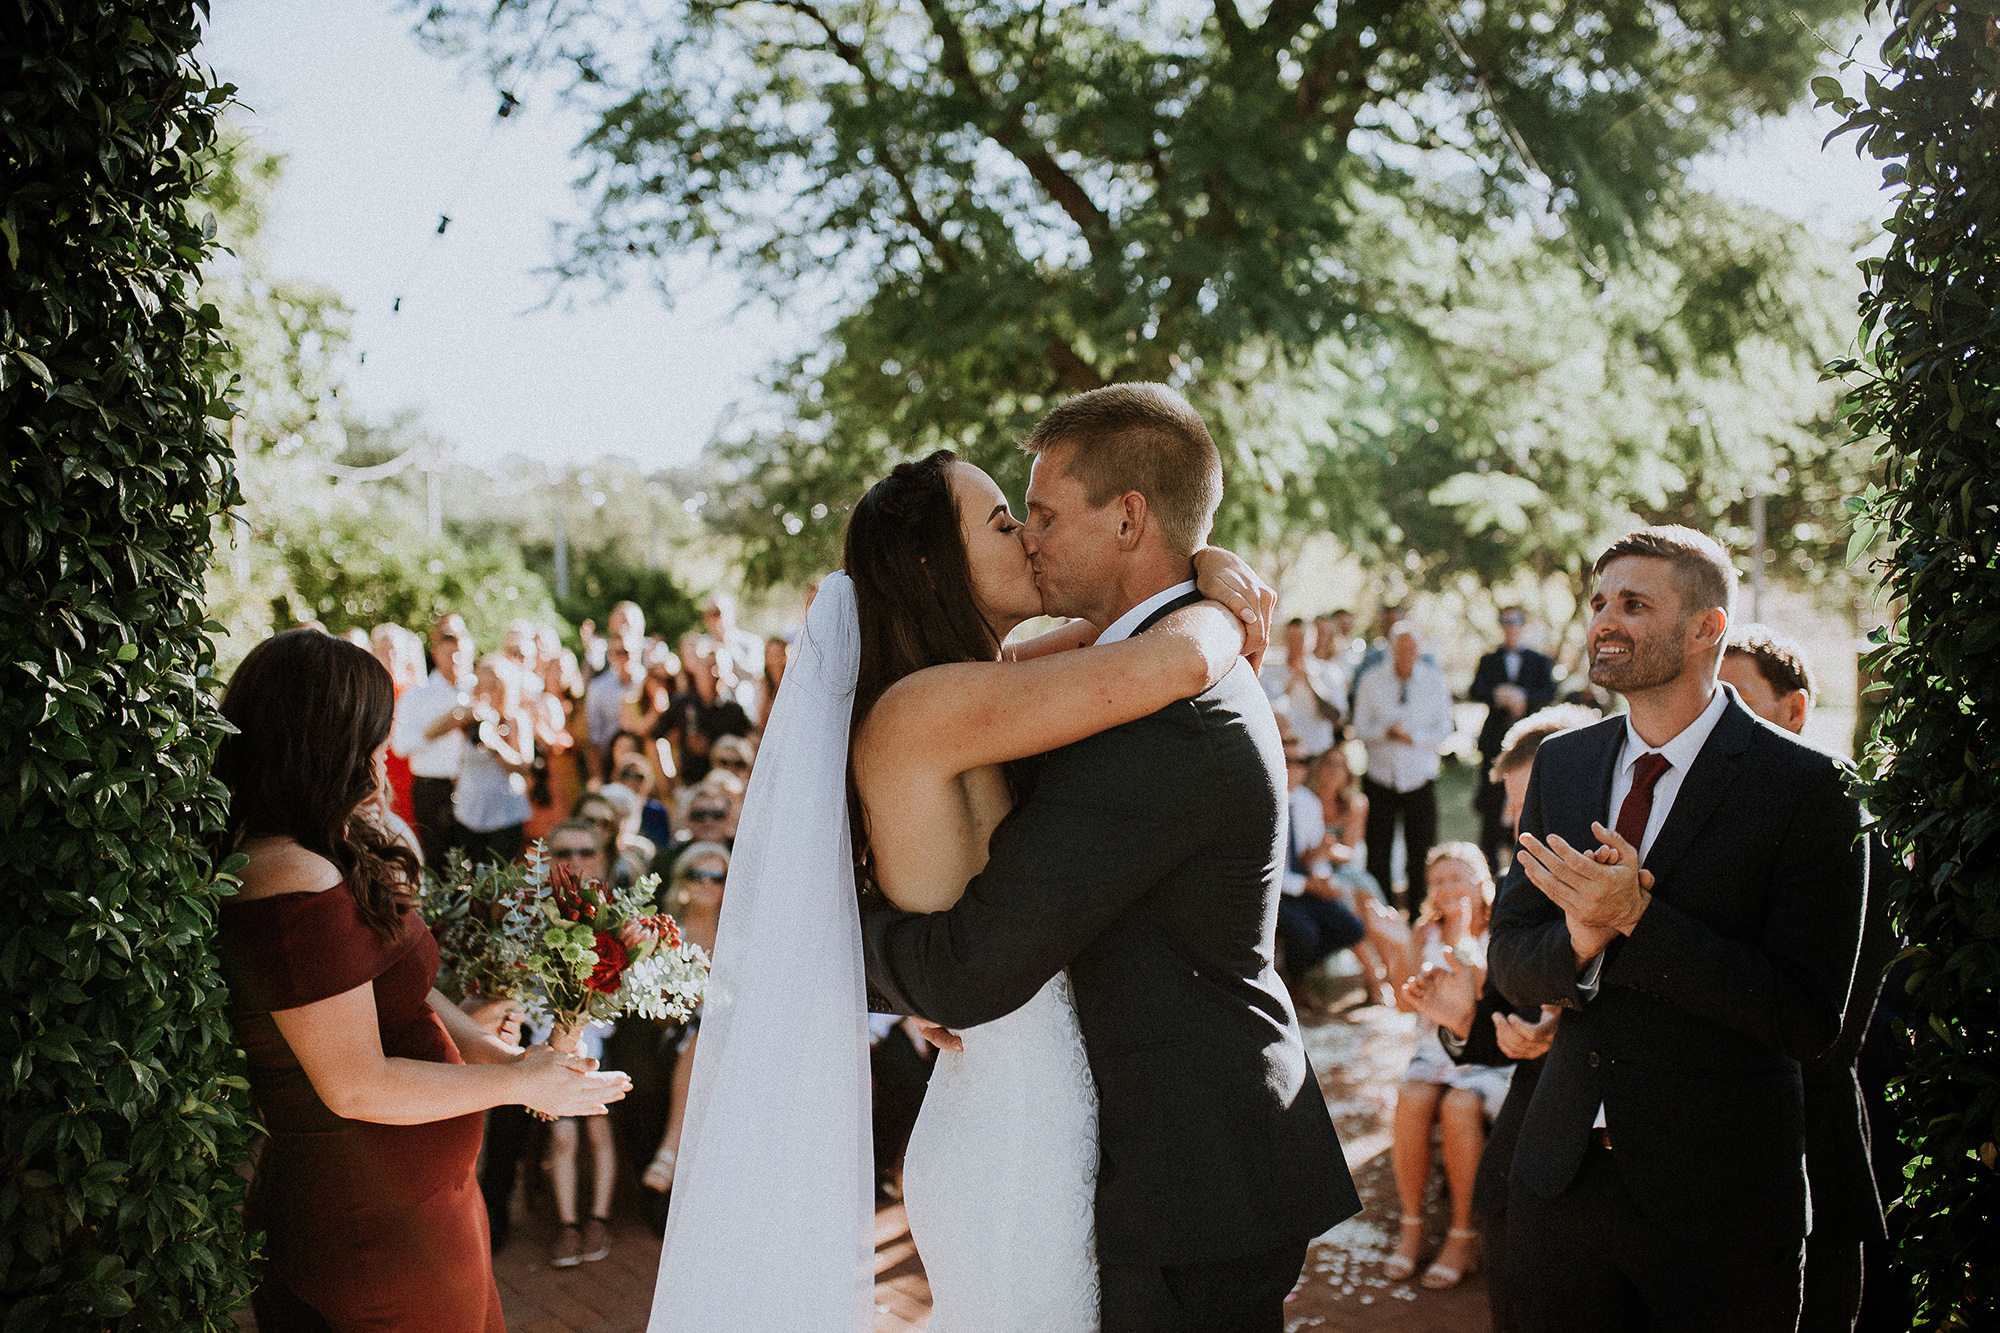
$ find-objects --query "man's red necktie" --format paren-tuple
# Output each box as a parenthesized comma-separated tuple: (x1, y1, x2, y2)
(1615, 753, 1673, 857)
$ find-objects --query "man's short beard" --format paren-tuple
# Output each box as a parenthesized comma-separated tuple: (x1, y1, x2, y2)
(1589, 624, 1690, 695)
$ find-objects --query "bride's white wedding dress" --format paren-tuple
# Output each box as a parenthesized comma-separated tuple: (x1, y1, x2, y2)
(902, 971, 1100, 1333)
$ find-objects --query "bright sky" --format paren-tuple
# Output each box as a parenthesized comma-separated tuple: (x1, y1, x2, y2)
(198, 3, 1891, 473)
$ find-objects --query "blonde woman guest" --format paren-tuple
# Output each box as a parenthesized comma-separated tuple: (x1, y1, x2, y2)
(640, 842, 729, 1205)
(707, 734, 756, 786)
(1383, 843, 1511, 1289)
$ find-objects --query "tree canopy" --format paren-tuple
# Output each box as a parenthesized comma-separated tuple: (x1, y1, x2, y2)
(418, 0, 1870, 596)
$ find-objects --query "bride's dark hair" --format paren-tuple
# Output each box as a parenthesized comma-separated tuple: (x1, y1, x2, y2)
(215, 627, 422, 939)
(842, 449, 1033, 898)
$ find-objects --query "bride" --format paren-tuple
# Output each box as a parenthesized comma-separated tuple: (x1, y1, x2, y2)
(648, 449, 1267, 1332)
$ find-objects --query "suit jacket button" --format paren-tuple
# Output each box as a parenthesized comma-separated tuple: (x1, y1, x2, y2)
(1587, 1052, 1600, 1068)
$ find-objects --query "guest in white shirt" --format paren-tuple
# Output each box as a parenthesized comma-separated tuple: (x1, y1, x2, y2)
(390, 613, 474, 869)
(1261, 618, 1346, 757)
(450, 656, 534, 867)
(1352, 622, 1457, 919)
(584, 635, 643, 781)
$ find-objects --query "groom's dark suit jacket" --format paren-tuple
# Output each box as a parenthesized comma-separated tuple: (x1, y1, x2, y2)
(863, 592, 1361, 1268)
(1489, 692, 1867, 1249)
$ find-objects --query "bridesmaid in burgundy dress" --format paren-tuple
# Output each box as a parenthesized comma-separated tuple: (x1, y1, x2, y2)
(213, 628, 631, 1332)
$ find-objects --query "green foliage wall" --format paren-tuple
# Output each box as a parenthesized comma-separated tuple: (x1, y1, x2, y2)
(1831, 1, 2000, 1324)
(0, 2, 257, 1327)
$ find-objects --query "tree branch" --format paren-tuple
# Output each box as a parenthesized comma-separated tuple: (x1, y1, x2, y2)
(916, 0, 1116, 258)
(1046, 335, 1107, 393)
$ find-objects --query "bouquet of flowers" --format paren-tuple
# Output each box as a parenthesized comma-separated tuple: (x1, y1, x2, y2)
(428, 847, 709, 1058)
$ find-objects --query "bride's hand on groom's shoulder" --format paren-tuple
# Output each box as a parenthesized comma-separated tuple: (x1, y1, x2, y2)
(1192, 546, 1277, 668)
(912, 1019, 962, 1053)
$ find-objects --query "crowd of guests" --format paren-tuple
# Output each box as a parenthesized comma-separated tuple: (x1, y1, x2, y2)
(326, 596, 794, 1269)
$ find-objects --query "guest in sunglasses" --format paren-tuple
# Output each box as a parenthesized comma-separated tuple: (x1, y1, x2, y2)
(708, 734, 756, 785)
(640, 843, 731, 1210)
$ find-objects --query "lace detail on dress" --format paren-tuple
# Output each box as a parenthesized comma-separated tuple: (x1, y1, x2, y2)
(902, 972, 1100, 1333)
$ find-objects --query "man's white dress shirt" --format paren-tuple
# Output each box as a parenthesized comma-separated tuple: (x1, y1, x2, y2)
(1351, 658, 1455, 792)
(391, 669, 466, 779)
(1096, 580, 1198, 646)
(1262, 652, 1344, 756)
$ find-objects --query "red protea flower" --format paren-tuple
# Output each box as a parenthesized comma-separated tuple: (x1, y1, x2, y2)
(586, 931, 629, 993)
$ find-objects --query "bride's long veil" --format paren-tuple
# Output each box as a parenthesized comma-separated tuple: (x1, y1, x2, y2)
(648, 572, 873, 1332)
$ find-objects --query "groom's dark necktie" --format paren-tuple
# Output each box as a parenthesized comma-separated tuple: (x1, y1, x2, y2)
(1616, 753, 1673, 859)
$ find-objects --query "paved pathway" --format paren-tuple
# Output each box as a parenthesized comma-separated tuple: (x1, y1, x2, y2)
(481, 996, 1489, 1333)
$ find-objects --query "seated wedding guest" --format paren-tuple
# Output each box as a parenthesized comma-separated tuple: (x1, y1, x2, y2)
(1489, 527, 1866, 1333)
(370, 624, 425, 828)
(602, 728, 651, 787)
(448, 656, 535, 868)
(1721, 625, 1898, 1333)
(580, 784, 655, 888)
(1303, 744, 1402, 1003)
(613, 756, 675, 848)
(639, 842, 730, 1218)
(708, 733, 756, 785)
(1274, 734, 1367, 1007)
(1382, 843, 1511, 1290)
(391, 613, 475, 870)
(211, 629, 628, 1333)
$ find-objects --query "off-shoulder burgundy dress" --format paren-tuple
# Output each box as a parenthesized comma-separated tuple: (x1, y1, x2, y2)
(217, 883, 506, 1333)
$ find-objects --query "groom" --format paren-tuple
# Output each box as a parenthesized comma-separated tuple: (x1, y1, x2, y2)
(863, 383, 1360, 1332)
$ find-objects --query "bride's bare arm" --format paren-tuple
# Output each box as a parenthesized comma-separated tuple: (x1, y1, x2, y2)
(999, 545, 1274, 665)
(859, 601, 1247, 779)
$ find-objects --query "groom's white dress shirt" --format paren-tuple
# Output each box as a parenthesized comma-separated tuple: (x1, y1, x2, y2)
(1096, 580, 1198, 646)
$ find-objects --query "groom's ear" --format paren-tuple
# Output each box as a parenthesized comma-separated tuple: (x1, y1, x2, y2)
(1115, 491, 1148, 551)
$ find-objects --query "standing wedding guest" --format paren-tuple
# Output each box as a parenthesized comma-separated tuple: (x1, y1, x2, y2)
(391, 613, 475, 870)
(1468, 607, 1557, 867)
(1381, 844, 1512, 1291)
(528, 819, 623, 1268)
(757, 635, 788, 732)
(1721, 625, 1899, 1333)
(700, 592, 764, 710)
(1489, 527, 1866, 1332)
(639, 843, 731, 1210)
(370, 624, 425, 828)
(1314, 610, 1357, 671)
(449, 656, 534, 867)
(585, 634, 644, 783)
(1352, 623, 1456, 917)
(653, 648, 754, 788)
(1403, 703, 1594, 1333)
(212, 629, 629, 1332)
(1261, 617, 1344, 757)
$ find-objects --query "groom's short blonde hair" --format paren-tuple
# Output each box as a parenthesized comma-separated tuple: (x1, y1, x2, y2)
(1023, 383, 1223, 558)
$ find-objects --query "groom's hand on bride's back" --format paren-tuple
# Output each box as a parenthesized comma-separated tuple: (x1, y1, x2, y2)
(1192, 546, 1278, 670)
(913, 1020, 963, 1053)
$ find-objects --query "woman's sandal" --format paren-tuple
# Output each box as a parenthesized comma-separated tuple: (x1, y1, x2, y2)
(1420, 1227, 1480, 1289)
(641, 1147, 676, 1193)
(1381, 1214, 1424, 1281)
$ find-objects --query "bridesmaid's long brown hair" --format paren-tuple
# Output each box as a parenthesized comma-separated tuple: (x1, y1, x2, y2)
(216, 627, 422, 938)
